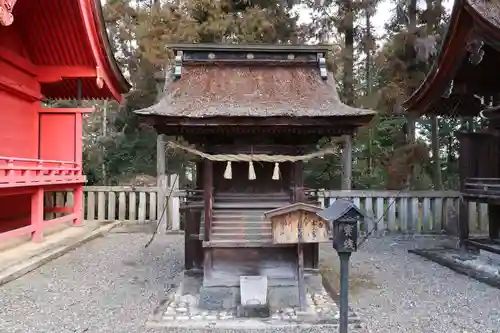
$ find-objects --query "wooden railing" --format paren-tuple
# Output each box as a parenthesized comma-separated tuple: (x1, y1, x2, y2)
(49, 187, 490, 235)
(316, 190, 488, 235)
(464, 177, 500, 197)
(0, 156, 84, 188)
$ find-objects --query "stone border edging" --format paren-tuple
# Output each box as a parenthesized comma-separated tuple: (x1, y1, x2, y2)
(0, 221, 122, 286)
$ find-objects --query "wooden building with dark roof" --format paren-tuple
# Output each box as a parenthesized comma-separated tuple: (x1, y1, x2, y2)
(136, 43, 376, 290)
(403, 0, 500, 254)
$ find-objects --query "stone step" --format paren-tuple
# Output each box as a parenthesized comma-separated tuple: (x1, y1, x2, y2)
(215, 192, 288, 198)
(212, 226, 272, 234)
(200, 221, 271, 232)
(212, 220, 270, 226)
(212, 211, 267, 222)
(203, 240, 275, 247)
(213, 202, 287, 209)
(211, 233, 273, 241)
(215, 196, 290, 203)
(213, 208, 268, 214)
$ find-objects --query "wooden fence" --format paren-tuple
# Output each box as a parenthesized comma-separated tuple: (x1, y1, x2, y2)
(50, 187, 489, 235)
(317, 191, 488, 235)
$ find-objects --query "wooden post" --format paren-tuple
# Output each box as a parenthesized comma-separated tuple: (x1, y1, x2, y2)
(169, 173, 180, 231)
(203, 159, 213, 281)
(73, 185, 83, 226)
(297, 211, 306, 311)
(488, 203, 500, 240)
(341, 134, 353, 190)
(459, 200, 470, 250)
(294, 161, 305, 202)
(203, 159, 213, 242)
(157, 134, 168, 229)
(31, 188, 44, 242)
(155, 69, 168, 229)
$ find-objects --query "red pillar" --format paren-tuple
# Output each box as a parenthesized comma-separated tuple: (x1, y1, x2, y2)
(73, 185, 83, 226)
(31, 188, 44, 242)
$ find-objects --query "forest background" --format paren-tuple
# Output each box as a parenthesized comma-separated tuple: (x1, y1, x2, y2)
(80, 0, 467, 191)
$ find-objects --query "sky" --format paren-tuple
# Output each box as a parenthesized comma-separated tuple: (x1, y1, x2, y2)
(296, 0, 455, 38)
(104, 0, 455, 39)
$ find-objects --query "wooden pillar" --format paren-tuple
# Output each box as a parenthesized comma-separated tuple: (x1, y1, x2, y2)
(157, 134, 168, 228)
(293, 161, 305, 202)
(185, 163, 204, 271)
(73, 185, 83, 226)
(459, 200, 470, 248)
(31, 188, 44, 242)
(155, 70, 168, 229)
(457, 131, 470, 246)
(194, 162, 204, 269)
(203, 159, 213, 279)
(293, 155, 319, 271)
(168, 173, 180, 231)
(203, 159, 213, 242)
(488, 204, 500, 240)
(341, 134, 353, 190)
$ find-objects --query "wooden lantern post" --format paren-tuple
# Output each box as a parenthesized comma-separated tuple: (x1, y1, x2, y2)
(318, 199, 365, 333)
(265, 202, 330, 311)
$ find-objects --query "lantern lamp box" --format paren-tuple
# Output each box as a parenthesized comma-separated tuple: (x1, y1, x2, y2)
(264, 202, 330, 244)
(317, 199, 365, 253)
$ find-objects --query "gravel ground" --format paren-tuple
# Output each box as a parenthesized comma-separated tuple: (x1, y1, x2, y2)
(2, 232, 499, 333)
(320, 236, 500, 333)
(0, 233, 184, 333)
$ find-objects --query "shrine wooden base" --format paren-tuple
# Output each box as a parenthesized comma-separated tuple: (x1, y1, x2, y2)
(201, 245, 318, 288)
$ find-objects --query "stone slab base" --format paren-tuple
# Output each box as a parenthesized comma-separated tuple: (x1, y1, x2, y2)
(147, 271, 363, 330)
(237, 304, 270, 318)
(409, 248, 500, 289)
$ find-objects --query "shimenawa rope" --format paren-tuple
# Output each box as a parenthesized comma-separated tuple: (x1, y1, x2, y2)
(166, 141, 336, 180)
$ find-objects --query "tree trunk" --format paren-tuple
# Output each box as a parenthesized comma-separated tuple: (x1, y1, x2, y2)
(342, 0, 355, 106)
(426, 0, 443, 190)
(431, 116, 443, 190)
(365, 5, 373, 177)
(406, 0, 418, 189)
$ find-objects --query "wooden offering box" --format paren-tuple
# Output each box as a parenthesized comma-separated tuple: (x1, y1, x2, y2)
(265, 203, 330, 244)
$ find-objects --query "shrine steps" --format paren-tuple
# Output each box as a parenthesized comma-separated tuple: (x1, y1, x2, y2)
(213, 202, 288, 209)
(200, 192, 289, 247)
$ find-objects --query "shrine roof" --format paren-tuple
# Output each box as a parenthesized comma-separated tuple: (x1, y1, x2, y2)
(135, 44, 376, 120)
(11, 0, 130, 101)
(403, 0, 500, 116)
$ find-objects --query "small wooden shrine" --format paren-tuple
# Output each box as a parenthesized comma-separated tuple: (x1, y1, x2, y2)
(136, 44, 376, 292)
(0, 0, 130, 243)
(403, 0, 500, 254)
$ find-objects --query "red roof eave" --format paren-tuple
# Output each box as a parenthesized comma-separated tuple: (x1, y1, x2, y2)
(402, 0, 473, 114)
(78, 0, 130, 102)
(465, 0, 500, 40)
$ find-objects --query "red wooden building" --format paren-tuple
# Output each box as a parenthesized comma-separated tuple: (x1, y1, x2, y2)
(0, 0, 130, 243)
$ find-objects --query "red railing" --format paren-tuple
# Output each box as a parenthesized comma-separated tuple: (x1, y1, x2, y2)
(0, 156, 85, 188)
